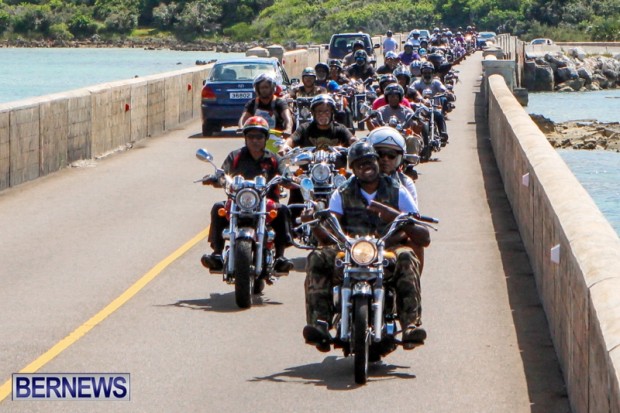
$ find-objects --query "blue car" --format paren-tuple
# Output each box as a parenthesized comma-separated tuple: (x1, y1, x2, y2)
(200, 57, 291, 136)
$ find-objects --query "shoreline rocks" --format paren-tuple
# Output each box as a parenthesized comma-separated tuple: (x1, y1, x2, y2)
(530, 114, 620, 151)
(524, 48, 620, 92)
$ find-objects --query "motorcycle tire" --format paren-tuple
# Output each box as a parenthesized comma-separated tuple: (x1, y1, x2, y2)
(353, 297, 370, 385)
(234, 239, 254, 309)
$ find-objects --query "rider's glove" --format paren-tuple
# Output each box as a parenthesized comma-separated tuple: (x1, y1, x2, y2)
(202, 174, 218, 186)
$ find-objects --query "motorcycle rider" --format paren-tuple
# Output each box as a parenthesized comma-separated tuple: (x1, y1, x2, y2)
(343, 40, 366, 66)
(345, 50, 376, 82)
(372, 84, 415, 128)
(289, 67, 326, 99)
(314, 62, 330, 89)
(201, 116, 294, 273)
(382, 30, 398, 56)
(239, 73, 293, 137)
(411, 62, 451, 140)
(372, 74, 412, 110)
(281, 94, 355, 219)
(398, 41, 420, 66)
(327, 60, 350, 85)
(301, 140, 428, 352)
(376, 51, 400, 75)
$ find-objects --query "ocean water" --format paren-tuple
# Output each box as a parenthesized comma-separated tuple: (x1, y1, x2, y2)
(528, 91, 620, 235)
(526, 89, 620, 123)
(0, 48, 244, 104)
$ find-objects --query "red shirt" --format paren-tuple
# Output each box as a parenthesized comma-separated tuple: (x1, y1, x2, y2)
(372, 96, 412, 110)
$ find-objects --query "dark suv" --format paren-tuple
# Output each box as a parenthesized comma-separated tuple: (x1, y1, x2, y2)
(327, 33, 379, 64)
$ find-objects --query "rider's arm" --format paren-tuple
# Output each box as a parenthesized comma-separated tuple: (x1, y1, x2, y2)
(280, 104, 293, 137)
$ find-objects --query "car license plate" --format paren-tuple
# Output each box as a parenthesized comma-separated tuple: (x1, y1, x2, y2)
(230, 92, 252, 99)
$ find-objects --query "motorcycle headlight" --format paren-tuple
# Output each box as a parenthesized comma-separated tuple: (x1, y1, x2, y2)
(350, 239, 377, 266)
(311, 163, 331, 184)
(236, 188, 260, 211)
(300, 107, 311, 118)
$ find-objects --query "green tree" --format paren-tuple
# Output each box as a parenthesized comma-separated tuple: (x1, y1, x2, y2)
(68, 13, 98, 37)
(173, 0, 222, 37)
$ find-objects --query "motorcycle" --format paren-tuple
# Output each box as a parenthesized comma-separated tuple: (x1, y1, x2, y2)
(415, 89, 450, 161)
(195, 148, 292, 309)
(304, 209, 437, 384)
(342, 77, 377, 131)
(290, 96, 314, 131)
(280, 140, 349, 247)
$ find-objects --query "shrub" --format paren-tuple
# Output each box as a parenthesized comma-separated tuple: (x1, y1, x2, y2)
(49, 22, 74, 40)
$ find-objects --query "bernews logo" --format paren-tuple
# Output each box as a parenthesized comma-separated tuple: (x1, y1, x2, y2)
(12, 373, 130, 401)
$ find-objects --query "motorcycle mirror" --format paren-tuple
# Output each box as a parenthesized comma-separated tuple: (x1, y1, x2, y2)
(196, 148, 214, 163)
(299, 177, 314, 201)
(292, 152, 312, 166)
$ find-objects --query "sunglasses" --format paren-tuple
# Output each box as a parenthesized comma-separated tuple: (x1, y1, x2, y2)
(377, 151, 398, 160)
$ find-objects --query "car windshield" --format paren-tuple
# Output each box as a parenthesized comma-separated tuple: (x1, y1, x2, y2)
(479, 32, 496, 39)
(332, 36, 367, 54)
(210, 63, 276, 81)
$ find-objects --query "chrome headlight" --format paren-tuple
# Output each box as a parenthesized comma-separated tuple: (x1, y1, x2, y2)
(236, 188, 260, 211)
(311, 163, 331, 184)
(350, 239, 377, 266)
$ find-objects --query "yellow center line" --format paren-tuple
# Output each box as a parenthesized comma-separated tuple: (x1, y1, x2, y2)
(0, 227, 210, 402)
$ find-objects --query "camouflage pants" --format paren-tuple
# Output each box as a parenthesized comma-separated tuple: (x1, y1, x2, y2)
(304, 245, 422, 329)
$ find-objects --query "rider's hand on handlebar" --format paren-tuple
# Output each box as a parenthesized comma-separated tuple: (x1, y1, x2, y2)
(299, 208, 315, 223)
(202, 174, 218, 186)
(278, 144, 292, 156)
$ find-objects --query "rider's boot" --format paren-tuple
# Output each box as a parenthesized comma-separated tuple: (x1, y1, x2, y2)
(402, 324, 426, 350)
(303, 320, 331, 352)
(201, 242, 224, 272)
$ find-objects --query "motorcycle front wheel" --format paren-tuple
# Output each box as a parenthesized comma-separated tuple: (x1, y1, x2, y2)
(234, 239, 254, 309)
(353, 297, 370, 384)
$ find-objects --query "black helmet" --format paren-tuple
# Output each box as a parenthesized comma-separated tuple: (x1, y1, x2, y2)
(310, 94, 336, 111)
(348, 140, 378, 168)
(314, 62, 329, 74)
(378, 74, 397, 91)
(383, 84, 404, 100)
(393, 66, 412, 83)
(353, 40, 365, 50)
(253, 73, 276, 93)
(328, 59, 343, 70)
(301, 67, 316, 77)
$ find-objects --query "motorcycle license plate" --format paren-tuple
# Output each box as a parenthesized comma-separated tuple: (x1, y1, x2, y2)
(230, 92, 253, 99)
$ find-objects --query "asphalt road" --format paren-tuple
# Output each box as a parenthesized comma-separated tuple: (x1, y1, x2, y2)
(0, 52, 570, 412)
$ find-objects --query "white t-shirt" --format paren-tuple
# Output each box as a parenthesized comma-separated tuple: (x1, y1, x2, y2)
(383, 37, 398, 53)
(329, 184, 419, 215)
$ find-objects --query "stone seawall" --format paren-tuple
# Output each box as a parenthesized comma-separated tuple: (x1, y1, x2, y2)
(486, 73, 620, 412)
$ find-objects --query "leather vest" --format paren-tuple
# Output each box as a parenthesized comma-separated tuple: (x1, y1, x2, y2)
(340, 175, 400, 237)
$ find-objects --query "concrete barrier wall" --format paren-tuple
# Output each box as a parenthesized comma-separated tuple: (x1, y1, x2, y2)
(0, 64, 212, 192)
(486, 73, 620, 412)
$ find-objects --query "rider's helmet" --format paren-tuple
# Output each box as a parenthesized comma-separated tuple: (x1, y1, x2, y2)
(421, 61, 435, 74)
(404, 41, 414, 51)
(446, 31, 453, 37)
(393, 66, 412, 84)
(411, 29, 420, 37)
(384, 51, 398, 61)
(418, 48, 427, 57)
(378, 74, 397, 92)
(301, 67, 316, 78)
(433, 27, 440, 33)
(314, 62, 329, 78)
(354, 50, 368, 65)
(328, 59, 343, 71)
(410, 60, 423, 77)
(326, 80, 340, 92)
(352, 40, 365, 51)
(367, 126, 406, 165)
(348, 140, 379, 169)
(242, 116, 270, 137)
(310, 94, 336, 112)
(383, 84, 404, 101)
(253, 73, 276, 94)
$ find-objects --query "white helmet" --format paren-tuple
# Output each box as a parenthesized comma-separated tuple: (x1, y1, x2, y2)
(367, 126, 406, 165)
